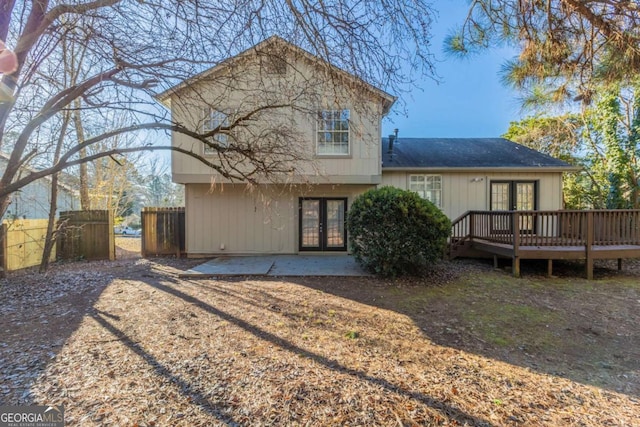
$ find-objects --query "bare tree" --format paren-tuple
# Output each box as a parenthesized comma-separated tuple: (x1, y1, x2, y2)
(0, 0, 436, 222)
(144, 157, 183, 207)
(39, 109, 70, 272)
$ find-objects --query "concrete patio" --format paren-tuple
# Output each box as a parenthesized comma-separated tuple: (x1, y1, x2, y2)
(179, 255, 371, 279)
(179, 255, 371, 278)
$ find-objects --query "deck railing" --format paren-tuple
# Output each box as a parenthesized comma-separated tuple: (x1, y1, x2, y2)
(451, 210, 640, 248)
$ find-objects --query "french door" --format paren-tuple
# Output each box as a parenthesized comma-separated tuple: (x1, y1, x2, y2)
(299, 198, 347, 251)
(491, 181, 537, 233)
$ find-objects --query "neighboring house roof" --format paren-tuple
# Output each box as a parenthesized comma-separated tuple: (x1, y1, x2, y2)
(155, 35, 397, 114)
(0, 152, 79, 195)
(381, 137, 580, 172)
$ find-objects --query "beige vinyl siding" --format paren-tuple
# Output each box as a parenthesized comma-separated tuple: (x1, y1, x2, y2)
(170, 53, 383, 185)
(380, 171, 564, 220)
(186, 184, 296, 254)
(185, 183, 373, 255)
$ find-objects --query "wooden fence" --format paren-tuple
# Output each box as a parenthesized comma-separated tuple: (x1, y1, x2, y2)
(0, 219, 55, 272)
(57, 210, 115, 261)
(0, 207, 182, 272)
(141, 207, 185, 257)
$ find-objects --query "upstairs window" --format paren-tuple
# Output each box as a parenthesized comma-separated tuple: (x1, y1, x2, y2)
(410, 175, 442, 208)
(316, 109, 350, 155)
(202, 108, 231, 154)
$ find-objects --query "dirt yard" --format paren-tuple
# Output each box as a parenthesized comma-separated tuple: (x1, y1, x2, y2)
(1, 239, 638, 426)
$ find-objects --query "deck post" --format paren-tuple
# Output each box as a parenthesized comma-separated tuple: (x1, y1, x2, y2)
(618, 258, 622, 270)
(512, 211, 521, 277)
(512, 257, 520, 277)
(547, 259, 553, 277)
(586, 211, 594, 280)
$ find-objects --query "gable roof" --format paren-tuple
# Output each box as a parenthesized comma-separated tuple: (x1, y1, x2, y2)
(155, 35, 396, 114)
(381, 138, 579, 172)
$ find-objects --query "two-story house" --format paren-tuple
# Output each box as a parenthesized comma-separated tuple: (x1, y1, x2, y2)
(157, 36, 576, 257)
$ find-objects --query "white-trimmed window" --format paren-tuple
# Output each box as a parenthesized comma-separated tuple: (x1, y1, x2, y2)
(203, 108, 231, 154)
(316, 109, 350, 155)
(410, 175, 442, 207)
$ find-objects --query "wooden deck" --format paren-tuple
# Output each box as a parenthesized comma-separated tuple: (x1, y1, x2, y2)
(449, 210, 640, 279)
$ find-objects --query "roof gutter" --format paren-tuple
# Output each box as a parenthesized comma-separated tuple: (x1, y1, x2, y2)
(381, 166, 583, 173)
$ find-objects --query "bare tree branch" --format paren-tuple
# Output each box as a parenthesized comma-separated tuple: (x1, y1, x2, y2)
(448, 0, 640, 104)
(0, 0, 437, 220)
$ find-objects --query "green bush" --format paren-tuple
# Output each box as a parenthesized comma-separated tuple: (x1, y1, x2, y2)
(347, 186, 451, 277)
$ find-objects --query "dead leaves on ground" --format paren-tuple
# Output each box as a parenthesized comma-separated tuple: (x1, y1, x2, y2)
(0, 255, 638, 426)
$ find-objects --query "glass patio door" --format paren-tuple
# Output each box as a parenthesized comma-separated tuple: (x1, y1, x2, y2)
(299, 198, 347, 251)
(491, 181, 537, 233)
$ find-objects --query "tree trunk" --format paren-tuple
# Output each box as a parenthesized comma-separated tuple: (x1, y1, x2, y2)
(630, 174, 639, 209)
(72, 100, 91, 210)
(40, 112, 70, 272)
(40, 173, 60, 273)
(0, 0, 17, 42)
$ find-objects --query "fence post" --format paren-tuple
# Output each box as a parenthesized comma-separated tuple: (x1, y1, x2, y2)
(109, 210, 115, 261)
(174, 209, 181, 258)
(141, 207, 147, 258)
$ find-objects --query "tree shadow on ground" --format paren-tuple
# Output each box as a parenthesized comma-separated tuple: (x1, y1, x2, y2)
(4, 255, 491, 425)
(5, 255, 636, 424)
(136, 275, 495, 426)
(0, 265, 114, 404)
(90, 309, 242, 426)
(0, 257, 199, 405)
(288, 257, 640, 398)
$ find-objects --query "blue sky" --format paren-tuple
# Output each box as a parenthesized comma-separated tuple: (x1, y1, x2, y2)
(382, 1, 522, 138)
(152, 2, 523, 169)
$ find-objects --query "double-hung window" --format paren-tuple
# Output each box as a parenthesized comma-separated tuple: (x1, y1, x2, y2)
(316, 109, 350, 155)
(409, 174, 442, 208)
(203, 108, 231, 154)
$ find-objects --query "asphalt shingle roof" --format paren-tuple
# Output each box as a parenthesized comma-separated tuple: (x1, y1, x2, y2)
(381, 137, 573, 169)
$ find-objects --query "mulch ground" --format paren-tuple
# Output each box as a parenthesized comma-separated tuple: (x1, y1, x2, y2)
(1, 239, 638, 426)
